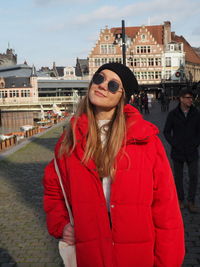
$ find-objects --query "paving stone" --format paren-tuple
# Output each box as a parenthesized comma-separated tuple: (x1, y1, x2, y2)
(0, 123, 65, 266)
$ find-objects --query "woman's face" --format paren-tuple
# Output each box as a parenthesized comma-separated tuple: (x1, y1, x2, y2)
(88, 69, 124, 114)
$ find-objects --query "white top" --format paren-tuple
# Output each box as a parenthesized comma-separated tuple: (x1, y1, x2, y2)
(97, 120, 111, 212)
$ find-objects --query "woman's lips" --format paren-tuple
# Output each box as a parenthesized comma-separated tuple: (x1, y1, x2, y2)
(94, 90, 106, 97)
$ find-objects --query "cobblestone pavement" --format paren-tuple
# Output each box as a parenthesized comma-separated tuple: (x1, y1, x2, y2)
(0, 124, 66, 267)
(0, 102, 199, 267)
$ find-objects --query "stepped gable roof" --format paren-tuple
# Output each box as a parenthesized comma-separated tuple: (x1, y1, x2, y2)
(111, 25, 164, 45)
(172, 35, 200, 65)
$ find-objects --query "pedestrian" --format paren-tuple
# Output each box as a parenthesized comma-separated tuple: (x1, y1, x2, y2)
(165, 94, 171, 111)
(43, 62, 185, 267)
(143, 92, 150, 114)
(129, 94, 139, 110)
(164, 88, 200, 213)
(138, 94, 144, 113)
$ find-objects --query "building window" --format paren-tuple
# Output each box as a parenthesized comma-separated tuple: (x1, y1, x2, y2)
(100, 44, 115, 54)
(0, 82, 4, 88)
(94, 58, 101, 67)
(155, 58, 161, 66)
(166, 57, 171, 67)
(143, 58, 147, 66)
(141, 72, 147, 80)
(100, 44, 107, 54)
(155, 72, 159, 79)
(165, 70, 171, 80)
(21, 90, 30, 97)
(141, 34, 146, 42)
(140, 58, 147, 67)
(108, 44, 115, 54)
(136, 46, 151, 54)
(0, 91, 8, 98)
(133, 58, 140, 67)
(148, 58, 154, 66)
(148, 72, 154, 79)
(104, 35, 110, 41)
(102, 58, 107, 64)
(135, 72, 140, 80)
(115, 57, 122, 63)
(108, 58, 115, 63)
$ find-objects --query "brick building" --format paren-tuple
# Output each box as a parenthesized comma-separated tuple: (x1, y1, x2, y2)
(0, 64, 38, 104)
(89, 21, 200, 94)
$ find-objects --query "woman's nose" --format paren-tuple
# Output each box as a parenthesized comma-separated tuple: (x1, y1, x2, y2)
(99, 80, 108, 91)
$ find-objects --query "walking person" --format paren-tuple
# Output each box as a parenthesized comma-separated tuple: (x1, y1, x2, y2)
(143, 92, 150, 114)
(43, 63, 185, 267)
(138, 94, 144, 113)
(164, 88, 200, 213)
(165, 94, 170, 111)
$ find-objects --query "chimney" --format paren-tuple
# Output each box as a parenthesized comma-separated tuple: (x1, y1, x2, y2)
(164, 21, 171, 45)
(171, 31, 175, 41)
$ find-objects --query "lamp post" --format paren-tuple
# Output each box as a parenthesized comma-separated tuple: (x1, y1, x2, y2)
(122, 20, 126, 66)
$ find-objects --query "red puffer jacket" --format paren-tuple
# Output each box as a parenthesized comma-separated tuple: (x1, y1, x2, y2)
(43, 104, 185, 267)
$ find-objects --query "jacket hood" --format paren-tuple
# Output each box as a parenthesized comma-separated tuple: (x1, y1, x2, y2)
(72, 104, 159, 144)
(124, 104, 159, 143)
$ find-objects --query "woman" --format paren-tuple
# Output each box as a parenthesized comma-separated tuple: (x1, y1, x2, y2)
(43, 63, 185, 267)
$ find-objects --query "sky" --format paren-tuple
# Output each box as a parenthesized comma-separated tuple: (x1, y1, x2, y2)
(0, 0, 199, 69)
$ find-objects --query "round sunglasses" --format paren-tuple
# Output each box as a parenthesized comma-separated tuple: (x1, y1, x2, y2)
(92, 73, 122, 93)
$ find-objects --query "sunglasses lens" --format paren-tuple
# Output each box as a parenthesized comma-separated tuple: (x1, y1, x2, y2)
(92, 73, 104, 85)
(108, 80, 119, 93)
(92, 73, 120, 93)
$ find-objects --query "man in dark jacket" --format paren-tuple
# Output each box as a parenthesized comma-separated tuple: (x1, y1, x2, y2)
(164, 88, 200, 213)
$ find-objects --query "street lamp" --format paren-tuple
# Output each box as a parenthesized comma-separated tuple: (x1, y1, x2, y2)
(113, 20, 126, 66)
(122, 20, 126, 66)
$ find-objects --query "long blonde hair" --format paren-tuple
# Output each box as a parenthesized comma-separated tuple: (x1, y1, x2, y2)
(60, 86, 126, 179)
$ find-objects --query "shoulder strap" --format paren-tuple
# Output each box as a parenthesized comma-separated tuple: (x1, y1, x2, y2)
(54, 158, 74, 226)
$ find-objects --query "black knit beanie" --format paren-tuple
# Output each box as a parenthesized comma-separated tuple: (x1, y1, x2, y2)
(95, 62, 138, 102)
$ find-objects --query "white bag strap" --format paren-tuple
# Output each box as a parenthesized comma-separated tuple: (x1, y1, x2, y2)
(54, 158, 74, 226)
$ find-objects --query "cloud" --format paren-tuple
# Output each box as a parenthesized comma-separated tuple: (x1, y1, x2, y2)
(33, 0, 97, 6)
(72, 0, 200, 26)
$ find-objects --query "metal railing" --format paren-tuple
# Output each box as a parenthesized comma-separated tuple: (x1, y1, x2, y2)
(0, 96, 75, 106)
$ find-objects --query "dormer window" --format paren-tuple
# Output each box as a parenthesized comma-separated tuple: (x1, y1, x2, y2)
(11, 83, 15, 87)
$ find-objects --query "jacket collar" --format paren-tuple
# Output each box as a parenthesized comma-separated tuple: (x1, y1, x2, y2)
(175, 103, 196, 119)
(72, 104, 158, 144)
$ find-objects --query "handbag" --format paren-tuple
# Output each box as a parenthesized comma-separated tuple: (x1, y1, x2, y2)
(54, 158, 77, 267)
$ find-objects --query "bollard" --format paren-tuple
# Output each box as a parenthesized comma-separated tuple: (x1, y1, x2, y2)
(10, 137, 14, 146)
(5, 139, 10, 148)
